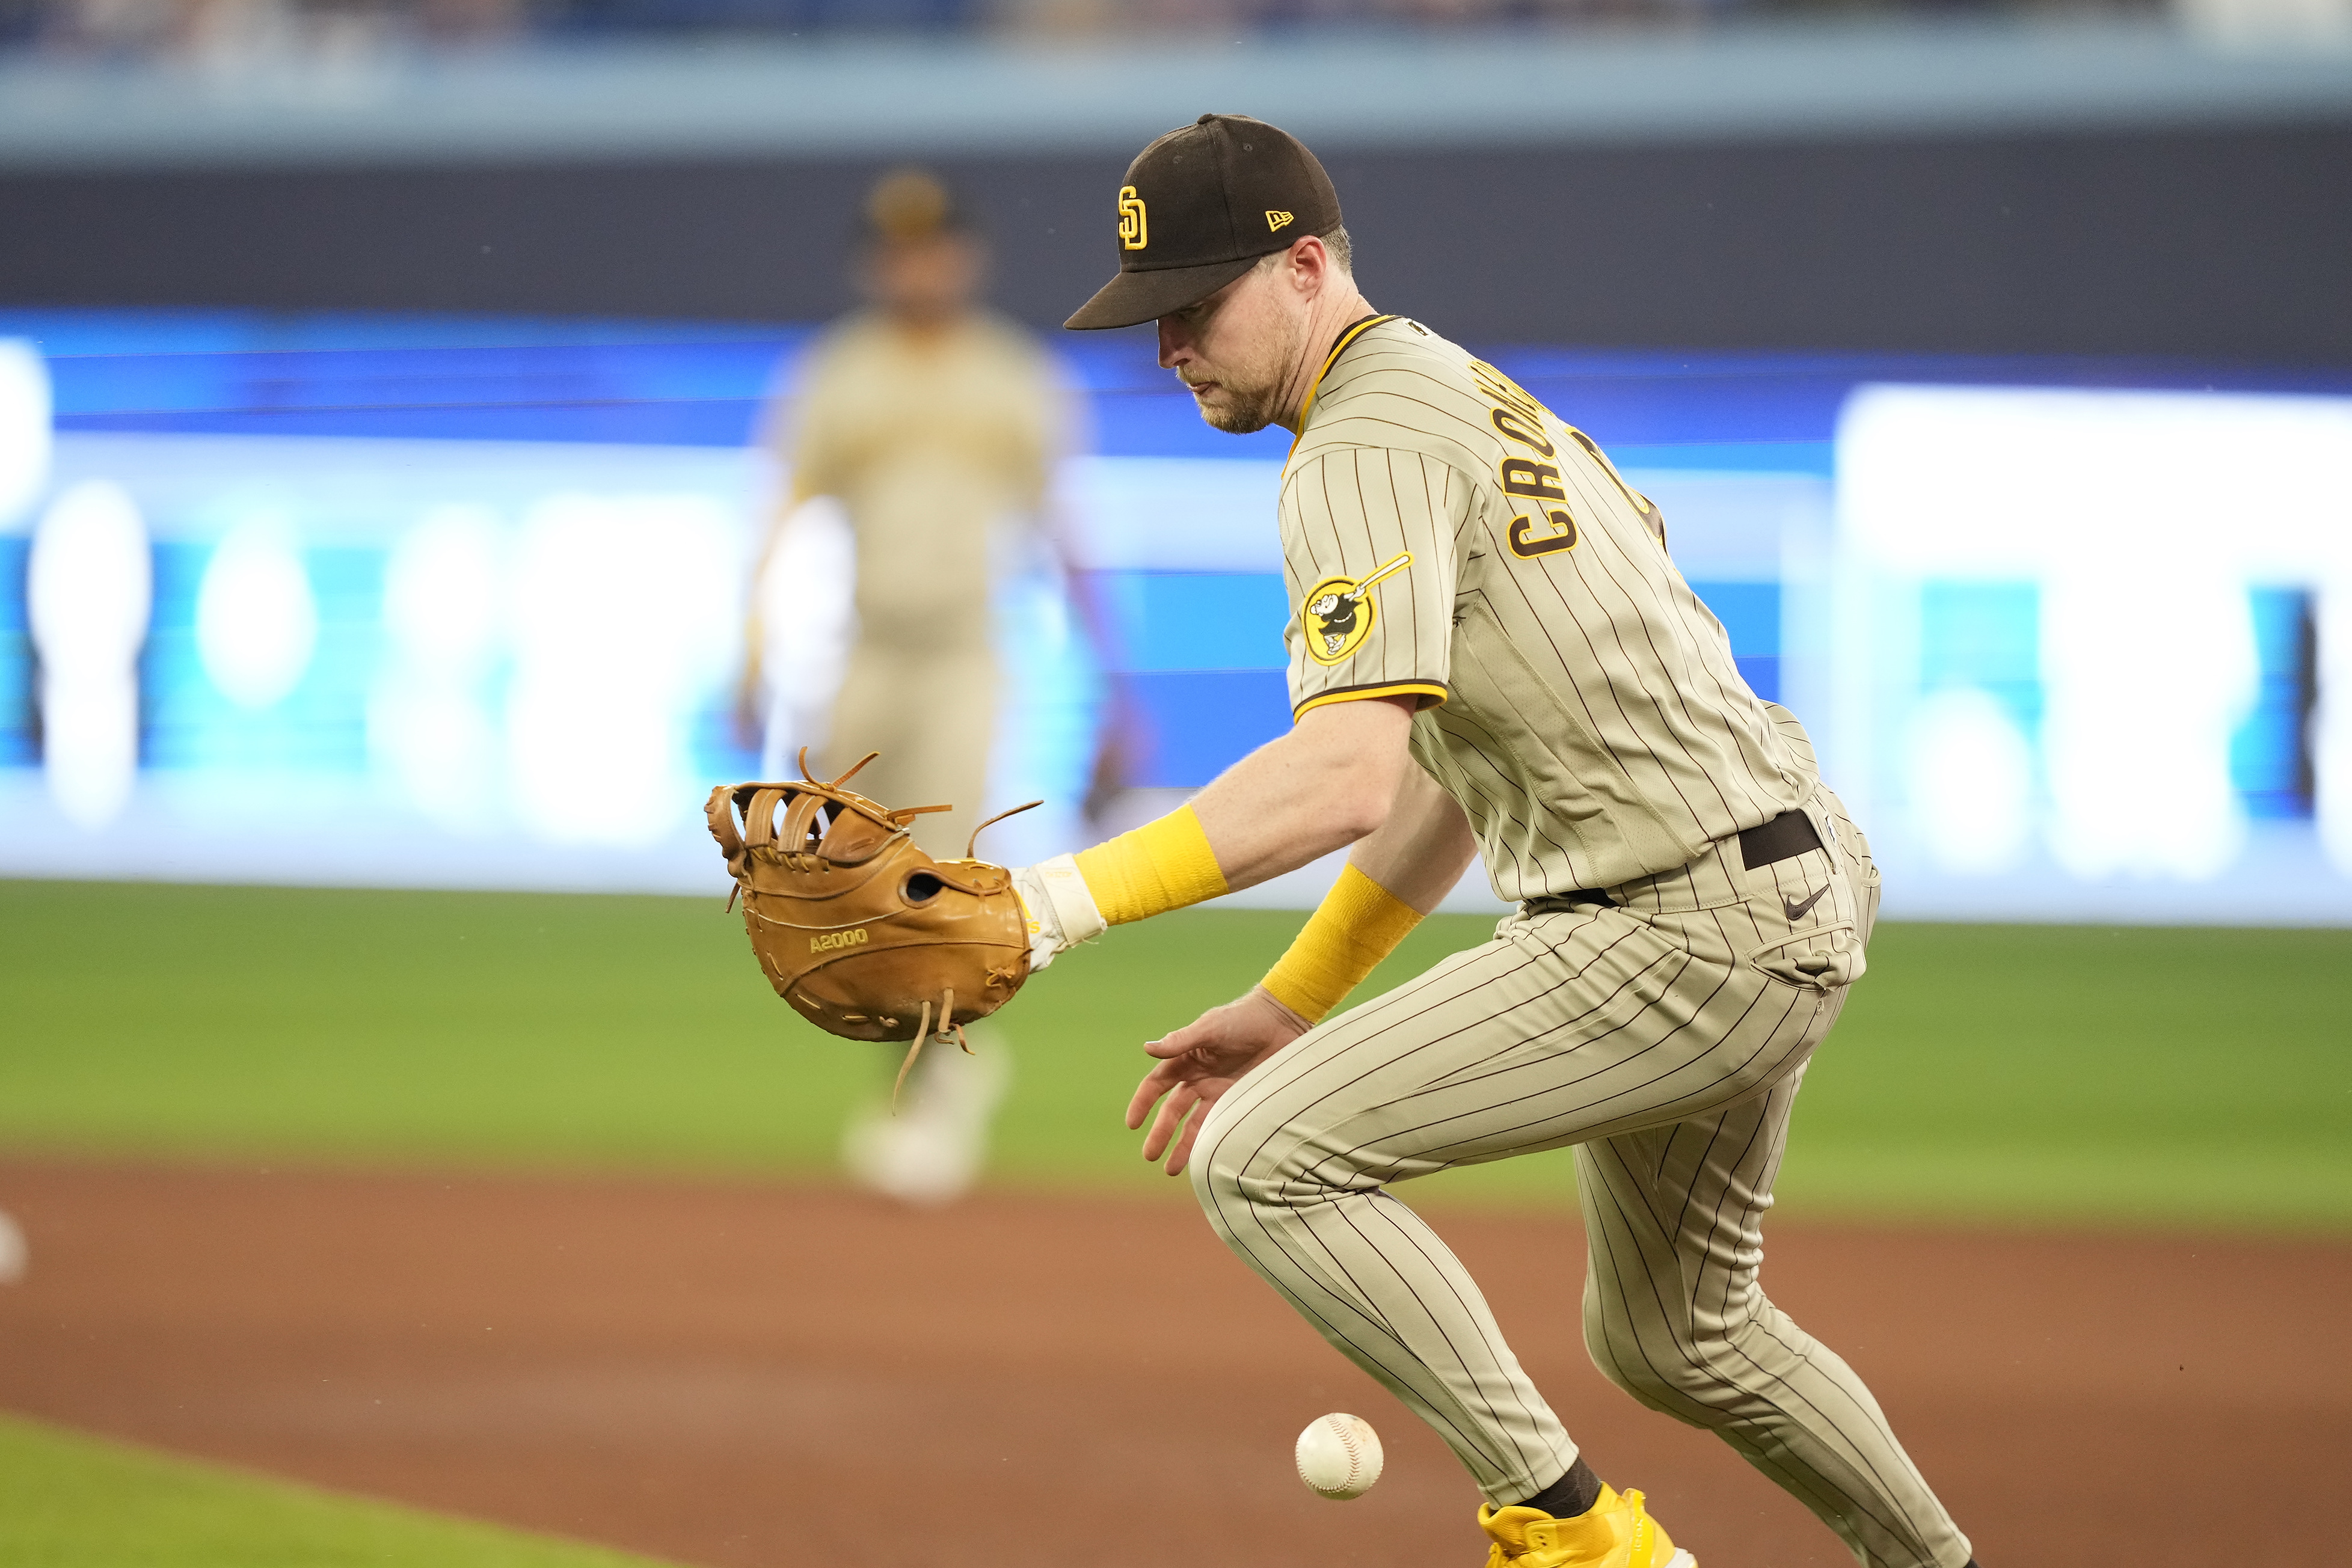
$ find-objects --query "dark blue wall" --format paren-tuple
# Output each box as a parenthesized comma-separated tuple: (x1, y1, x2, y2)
(1, 121, 2348, 361)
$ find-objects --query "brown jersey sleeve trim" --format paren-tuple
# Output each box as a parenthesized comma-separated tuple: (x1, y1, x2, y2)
(1294, 679, 1450, 721)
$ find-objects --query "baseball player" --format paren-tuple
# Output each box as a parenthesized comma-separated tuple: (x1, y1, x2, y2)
(743, 168, 1075, 1203)
(1010, 117, 1980, 1568)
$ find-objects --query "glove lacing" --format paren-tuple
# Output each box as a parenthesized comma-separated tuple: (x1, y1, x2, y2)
(892, 987, 973, 1110)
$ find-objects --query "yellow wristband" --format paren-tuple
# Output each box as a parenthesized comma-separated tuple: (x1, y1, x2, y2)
(1071, 804, 1230, 926)
(1260, 863, 1425, 1024)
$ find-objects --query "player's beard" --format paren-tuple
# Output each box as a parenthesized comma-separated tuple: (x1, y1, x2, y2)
(1184, 312, 1307, 435)
(1194, 375, 1280, 434)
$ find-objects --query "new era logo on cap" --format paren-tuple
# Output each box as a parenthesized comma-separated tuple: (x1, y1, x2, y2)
(1065, 114, 1343, 331)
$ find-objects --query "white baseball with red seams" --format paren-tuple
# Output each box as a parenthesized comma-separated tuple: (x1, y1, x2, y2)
(1294, 1412, 1383, 1500)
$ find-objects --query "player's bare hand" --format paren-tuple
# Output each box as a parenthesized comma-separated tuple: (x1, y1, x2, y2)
(1126, 987, 1311, 1177)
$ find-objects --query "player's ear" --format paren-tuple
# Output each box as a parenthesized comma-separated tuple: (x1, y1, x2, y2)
(1295, 233, 1346, 299)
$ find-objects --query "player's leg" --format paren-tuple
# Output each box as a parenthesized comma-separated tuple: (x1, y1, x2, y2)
(1575, 1069, 1971, 1568)
(823, 639, 1000, 850)
(835, 641, 1009, 1201)
(1187, 894, 1837, 1509)
(840, 1025, 1010, 1204)
(819, 640, 913, 789)
(885, 643, 1000, 861)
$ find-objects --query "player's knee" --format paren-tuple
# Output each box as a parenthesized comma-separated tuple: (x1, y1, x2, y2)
(1582, 1312, 1670, 1408)
(1187, 1119, 1231, 1205)
(1582, 1302, 1726, 1414)
(1185, 1095, 1259, 1228)
(1586, 1343, 1728, 1421)
(1187, 1098, 1340, 1224)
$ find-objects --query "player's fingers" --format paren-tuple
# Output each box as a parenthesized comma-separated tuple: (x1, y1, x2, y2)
(1164, 1088, 1220, 1177)
(1125, 1063, 1176, 1130)
(1142, 1027, 1202, 1061)
(1141, 1083, 1197, 1163)
(1141, 1088, 1189, 1162)
(1146, 1002, 1240, 1060)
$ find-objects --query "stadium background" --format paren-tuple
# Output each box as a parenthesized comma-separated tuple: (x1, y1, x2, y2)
(1, 7, 2349, 1567)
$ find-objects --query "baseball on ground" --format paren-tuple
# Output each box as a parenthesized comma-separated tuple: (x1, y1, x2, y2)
(1294, 1412, 1383, 1499)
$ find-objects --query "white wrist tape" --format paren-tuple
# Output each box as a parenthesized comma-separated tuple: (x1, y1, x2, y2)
(1014, 854, 1108, 972)
(1033, 853, 1108, 945)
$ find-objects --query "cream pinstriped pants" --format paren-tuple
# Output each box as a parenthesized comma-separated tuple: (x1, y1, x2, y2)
(1190, 786, 1973, 1568)
(823, 637, 998, 863)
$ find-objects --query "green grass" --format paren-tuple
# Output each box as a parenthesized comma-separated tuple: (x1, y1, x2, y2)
(2, 880, 2347, 1229)
(0, 1412, 679, 1568)
(1773, 922, 2352, 1229)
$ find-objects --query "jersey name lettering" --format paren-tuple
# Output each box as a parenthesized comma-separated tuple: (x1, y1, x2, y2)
(1499, 458, 1568, 501)
(1508, 509, 1579, 558)
(1473, 360, 1580, 556)
(1469, 361, 1543, 424)
(1490, 406, 1554, 456)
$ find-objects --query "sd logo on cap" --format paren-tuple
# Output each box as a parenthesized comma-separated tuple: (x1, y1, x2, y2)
(1065, 114, 1343, 331)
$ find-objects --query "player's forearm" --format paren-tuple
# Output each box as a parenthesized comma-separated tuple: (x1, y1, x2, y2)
(1344, 762, 1478, 914)
(1186, 696, 1416, 892)
(1028, 697, 1414, 947)
(1253, 769, 1474, 1023)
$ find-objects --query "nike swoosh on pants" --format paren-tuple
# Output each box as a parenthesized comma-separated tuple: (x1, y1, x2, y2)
(1782, 885, 1829, 920)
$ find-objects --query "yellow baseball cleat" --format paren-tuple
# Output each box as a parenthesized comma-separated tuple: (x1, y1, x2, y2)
(1478, 1484, 1697, 1568)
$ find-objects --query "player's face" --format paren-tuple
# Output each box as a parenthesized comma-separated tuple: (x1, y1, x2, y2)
(865, 234, 984, 325)
(1157, 263, 1308, 435)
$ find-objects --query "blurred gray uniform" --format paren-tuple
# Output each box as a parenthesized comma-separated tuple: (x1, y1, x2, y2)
(1190, 317, 1971, 1568)
(778, 308, 1066, 856)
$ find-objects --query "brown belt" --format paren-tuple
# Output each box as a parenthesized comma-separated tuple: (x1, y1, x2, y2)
(1531, 808, 1825, 914)
(1738, 809, 1824, 871)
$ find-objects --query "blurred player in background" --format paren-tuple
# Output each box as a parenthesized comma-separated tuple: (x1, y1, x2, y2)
(740, 168, 1082, 1205)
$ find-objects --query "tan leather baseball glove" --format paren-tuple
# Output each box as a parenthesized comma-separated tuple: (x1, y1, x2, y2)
(706, 751, 1039, 1101)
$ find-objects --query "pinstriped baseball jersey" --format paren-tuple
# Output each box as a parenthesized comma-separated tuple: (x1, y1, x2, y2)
(1279, 316, 1816, 900)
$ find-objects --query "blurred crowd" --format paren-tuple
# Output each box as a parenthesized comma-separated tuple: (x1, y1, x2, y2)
(2, 0, 516, 57)
(0, 0, 2164, 60)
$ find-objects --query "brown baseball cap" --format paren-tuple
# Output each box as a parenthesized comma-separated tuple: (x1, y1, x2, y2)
(1064, 114, 1343, 331)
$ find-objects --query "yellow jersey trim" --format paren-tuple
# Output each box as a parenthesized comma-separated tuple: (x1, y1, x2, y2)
(1286, 314, 1398, 465)
(1293, 680, 1449, 721)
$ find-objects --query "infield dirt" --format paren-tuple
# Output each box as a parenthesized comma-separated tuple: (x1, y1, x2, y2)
(1, 1162, 2343, 1566)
